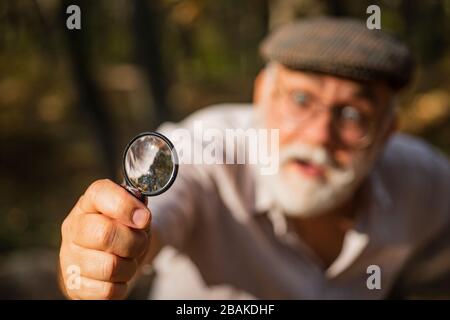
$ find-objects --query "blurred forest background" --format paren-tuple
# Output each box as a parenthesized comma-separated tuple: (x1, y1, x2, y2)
(0, 0, 449, 298)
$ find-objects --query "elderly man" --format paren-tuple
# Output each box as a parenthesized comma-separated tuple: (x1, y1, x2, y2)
(59, 17, 450, 299)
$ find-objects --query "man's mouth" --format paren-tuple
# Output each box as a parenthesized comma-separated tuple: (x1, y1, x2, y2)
(285, 158, 326, 178)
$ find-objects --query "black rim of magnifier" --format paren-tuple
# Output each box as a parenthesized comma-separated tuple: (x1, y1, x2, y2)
(122, 131, 179, 197)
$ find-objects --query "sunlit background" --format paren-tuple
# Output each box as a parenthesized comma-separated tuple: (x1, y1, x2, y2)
(0, 0, 449, 298)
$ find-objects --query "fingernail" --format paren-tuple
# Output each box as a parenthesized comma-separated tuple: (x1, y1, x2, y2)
(132, 209, 149, 228)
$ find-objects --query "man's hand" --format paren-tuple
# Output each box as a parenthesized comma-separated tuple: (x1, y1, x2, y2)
(59, 179, 151, 299)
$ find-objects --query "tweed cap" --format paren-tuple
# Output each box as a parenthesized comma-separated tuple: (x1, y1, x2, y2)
(260, 17, 415, 90)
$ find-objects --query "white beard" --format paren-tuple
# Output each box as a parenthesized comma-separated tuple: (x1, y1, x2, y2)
(259, 143, 375, 218)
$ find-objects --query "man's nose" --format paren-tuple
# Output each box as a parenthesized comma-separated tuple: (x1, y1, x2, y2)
(295, 111, 334, 146)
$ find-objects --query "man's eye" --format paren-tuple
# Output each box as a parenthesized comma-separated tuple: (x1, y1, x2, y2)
(340, 106, 363, 123)
(291, 91, 310, 107)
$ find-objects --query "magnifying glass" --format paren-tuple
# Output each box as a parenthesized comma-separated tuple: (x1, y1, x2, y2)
(122, 132, 179, 203)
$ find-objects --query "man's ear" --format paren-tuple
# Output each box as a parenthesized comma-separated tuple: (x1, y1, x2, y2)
(253, 68, 267, 108)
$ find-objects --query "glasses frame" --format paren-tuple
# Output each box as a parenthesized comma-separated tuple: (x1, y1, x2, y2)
(272, 82, 383, 149)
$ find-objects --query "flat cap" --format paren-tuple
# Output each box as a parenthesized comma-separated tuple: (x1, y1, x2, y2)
(260, 17, 415, 90)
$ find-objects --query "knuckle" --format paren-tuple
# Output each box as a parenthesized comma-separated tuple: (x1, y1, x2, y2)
(87, 180, 101, 195)
(101, 254, 118, 281)
(115, 189, 135, 221)
(93, 178, 112, 190)
(115, 191, 133, 218)
(87, 179, 112, 199)
(61, 215, 79, 243)
(95, 220, 117, 250)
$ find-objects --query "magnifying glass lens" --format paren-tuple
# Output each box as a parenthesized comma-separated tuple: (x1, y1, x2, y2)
(123, 132, 178, 197)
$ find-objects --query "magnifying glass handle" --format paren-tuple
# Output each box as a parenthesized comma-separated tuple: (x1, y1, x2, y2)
(121, 184, 148, 205)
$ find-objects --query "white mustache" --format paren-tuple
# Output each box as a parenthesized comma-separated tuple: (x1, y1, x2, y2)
(278, 143, 333, 168)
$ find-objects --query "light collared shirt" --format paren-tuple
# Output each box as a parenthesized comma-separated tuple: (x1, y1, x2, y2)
(147, 104, 450, 299)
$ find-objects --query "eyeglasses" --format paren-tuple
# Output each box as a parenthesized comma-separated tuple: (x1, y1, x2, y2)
(272, 82, 381, 149)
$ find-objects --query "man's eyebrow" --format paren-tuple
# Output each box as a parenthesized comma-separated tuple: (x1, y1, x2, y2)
(353, 86, 378, 105)
(288, 71, 323, 86)
(303, 72, 323, 85)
